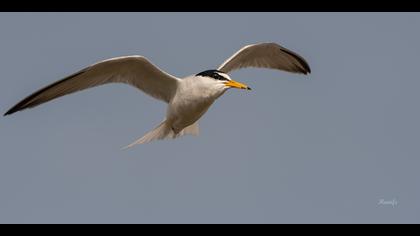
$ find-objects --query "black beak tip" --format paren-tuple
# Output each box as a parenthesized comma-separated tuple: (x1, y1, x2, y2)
(247, 87, 252, 90)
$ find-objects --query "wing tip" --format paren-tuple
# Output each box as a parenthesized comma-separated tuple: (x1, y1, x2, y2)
(4, 110, 15, 116)
(302, 65, 311, 75)
(302, 61, 311, 75)
(4, 105, 22, 116)
(292, 62, 311, 75)
(278, 47, 311, 75)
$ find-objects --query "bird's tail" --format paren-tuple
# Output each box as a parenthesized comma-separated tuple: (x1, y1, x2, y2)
(122, 120, 199, 149)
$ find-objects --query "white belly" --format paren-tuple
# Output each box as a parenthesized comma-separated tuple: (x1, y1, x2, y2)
(166, 75, 226, 133)
(167, 95, 214, 133)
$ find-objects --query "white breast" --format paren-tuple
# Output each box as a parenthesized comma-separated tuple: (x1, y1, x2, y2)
(166, 75, 227, 132)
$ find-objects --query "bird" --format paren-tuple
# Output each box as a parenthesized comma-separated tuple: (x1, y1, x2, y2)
(4, 42, 311, 148)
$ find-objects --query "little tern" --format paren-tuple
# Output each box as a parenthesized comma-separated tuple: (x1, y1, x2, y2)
(4, 42, 311, 148)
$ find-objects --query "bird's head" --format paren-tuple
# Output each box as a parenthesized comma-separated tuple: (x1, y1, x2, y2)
(195, 70, 251, 91)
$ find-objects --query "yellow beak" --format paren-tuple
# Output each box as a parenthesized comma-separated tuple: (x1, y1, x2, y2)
(224, 80, 251, 90)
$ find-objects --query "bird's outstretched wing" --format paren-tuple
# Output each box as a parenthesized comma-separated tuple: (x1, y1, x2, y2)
(4, 56, 180, 116)
(218, 42, 311, 75)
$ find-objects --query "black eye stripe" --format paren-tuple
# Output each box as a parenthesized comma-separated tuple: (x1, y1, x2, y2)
(196, 70, 229, 81)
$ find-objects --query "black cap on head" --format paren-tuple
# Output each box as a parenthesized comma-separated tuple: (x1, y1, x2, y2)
(196, 70, 229, 81)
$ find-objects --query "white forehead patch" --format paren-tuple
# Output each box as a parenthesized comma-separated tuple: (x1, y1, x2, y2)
(216, 72, 231, 80)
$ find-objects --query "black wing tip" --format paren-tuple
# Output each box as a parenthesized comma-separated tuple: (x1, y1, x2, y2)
(4, 96, 35, 116)
(296, 59, 311, 75)
(4, 106, 21, 116)
(3, 68, 88, 118)
(303, 65, 311, 75)
(303, 62, 311, 74)
(278, 47, 311, 75)
(4, 110, 14, 116)
(293, 62, 311, 75)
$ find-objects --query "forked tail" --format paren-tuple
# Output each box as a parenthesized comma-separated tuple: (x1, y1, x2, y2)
(122, 119, 199, 149)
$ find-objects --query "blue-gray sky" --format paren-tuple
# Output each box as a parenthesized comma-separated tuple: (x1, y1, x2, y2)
(1, 13, 419, 223)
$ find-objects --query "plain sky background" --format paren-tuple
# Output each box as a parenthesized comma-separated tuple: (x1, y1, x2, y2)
(0, 13, 419, 223)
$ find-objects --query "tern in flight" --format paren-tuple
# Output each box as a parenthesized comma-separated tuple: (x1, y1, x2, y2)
(4, 42, 311, 148)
